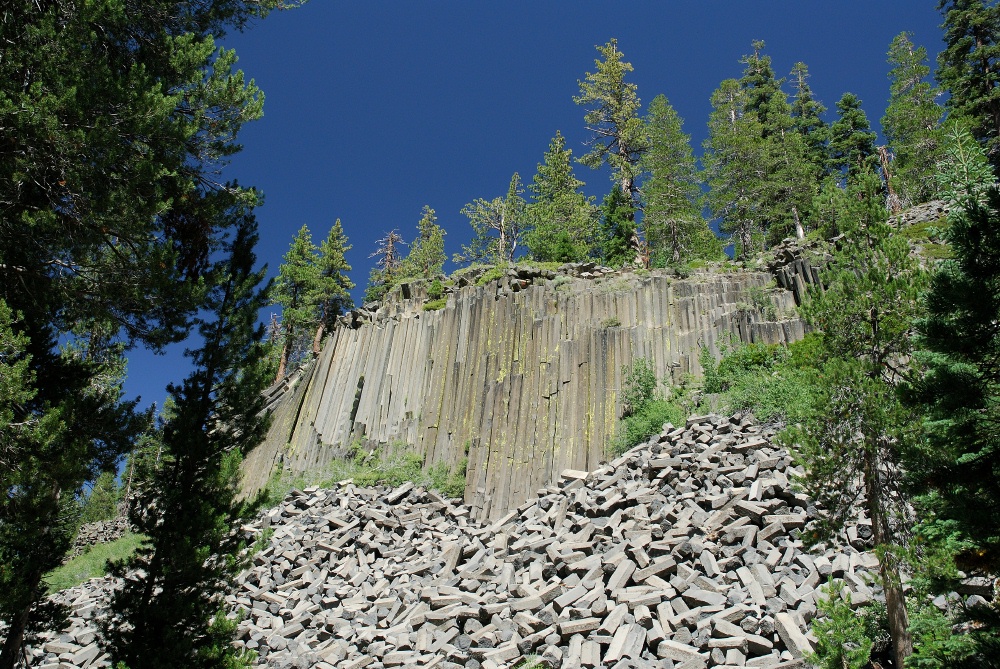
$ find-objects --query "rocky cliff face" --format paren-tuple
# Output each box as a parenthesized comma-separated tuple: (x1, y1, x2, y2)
(242, 267, 808, 520)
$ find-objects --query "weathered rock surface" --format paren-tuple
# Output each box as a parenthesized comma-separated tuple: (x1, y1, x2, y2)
(16, 415, 882, 668)
(242, 270, 806, 520)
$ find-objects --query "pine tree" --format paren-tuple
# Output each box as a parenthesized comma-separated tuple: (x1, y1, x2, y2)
(105, 214, 271, 669)
(271, 225, 320, 381)
(0, 0, 292, 660)
(456, 173, 526, 265)
(882, 32, 945, 207)
(597, 188, 638, 267)
(400, 207, 447, 280)
(792, 171, 925, 665)
(704, 79, 768, 259)
(903, 130, 1000, 658)
(311, 220, 354, 353)
(574, 39, 648, 202)
(79, 471, 121, 525)
(640, 95, 718, 265)
(524, 132, 598, 262)
(790, 62, 830, 175)
(827, 93, 879, 180)
(737, 42, 819, 244)
(936, 0, 1000, 166)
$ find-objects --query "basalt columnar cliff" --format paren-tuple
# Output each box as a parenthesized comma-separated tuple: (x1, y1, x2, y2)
(242, 258, 820, 521)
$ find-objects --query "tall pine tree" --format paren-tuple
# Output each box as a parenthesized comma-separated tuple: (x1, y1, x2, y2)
(311, 221, 354, 353)
(790, 62, 830, 176)
(524, 132, 598, 262)
(0, 0, 294, 659)
(575, 39, 648, 203)
(456, 174, 527, 265)
(904, 129, 1000, 660)
(828, 93, 879, 181)
(399, 207, 447, 280)
(105, 213, 271, 669)
(271, 225, 320, 381)
(937, 0, 1000, 167)
(792, 171, 926, 665)
(882, 32, 945, 207)
(640, 95, 718, 264)
(704, 79, 767, 259)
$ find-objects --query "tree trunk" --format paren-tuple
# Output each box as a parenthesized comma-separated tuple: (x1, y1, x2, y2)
(0, 581, 35, 669)
(793, 206, 805, 241)
(274, 341, 289, 385)
(864, 449, 913, 665)
(312, 324, 324, 357)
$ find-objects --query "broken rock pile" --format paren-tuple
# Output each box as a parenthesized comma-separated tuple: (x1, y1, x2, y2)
(229, 413, 880, 669)
(11, 414, 881, 668)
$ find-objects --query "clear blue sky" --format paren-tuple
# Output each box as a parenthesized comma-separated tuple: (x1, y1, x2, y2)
(125, 1, 945, 410)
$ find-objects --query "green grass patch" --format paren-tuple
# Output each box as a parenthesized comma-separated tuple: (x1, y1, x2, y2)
(423, 298, 447, 311)
(45, 532, 146, 593)
(475, 266, 506, 286)
(262, 444, 470, 505)
(900, 217, 950, 241)
(919, 244, 954, 260)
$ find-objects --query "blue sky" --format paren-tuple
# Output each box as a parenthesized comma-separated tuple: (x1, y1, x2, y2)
(125, 1, 945, 410)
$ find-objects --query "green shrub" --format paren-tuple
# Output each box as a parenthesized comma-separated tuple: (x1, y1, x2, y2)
(423, 298, 447, 311)
(703, 338, 825, 423)
(428, 457, 468, 498)
(621, 358, 657, 411)
(612, 358, 690, 454)
(600, 316, 621, 328)
(613, 399, 686, 455)
(808, 579, 873, 669)
(260, 444, 469, 503)
(427, 278, 444, 300)
(550, 275, 574, 290)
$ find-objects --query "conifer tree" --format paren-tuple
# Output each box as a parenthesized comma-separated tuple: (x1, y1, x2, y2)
(574, 39, 648, 203)
(456, 173, 526, 265)
(640, 95, 718, 264)
(598, 188, 638, 267)
(792, 171, 925, 665)
(364, 230, 405, 303)
(904, 129, 1000, 658)
(790, 62, 830, 175)
(736, 42, 820, 244)
(0, 0, 293, 662)
(881, 32, 945, 207)
(272, 225, 320, 381)
(827, 93, 879, 180)
(79, 471, 121, 524)
(936, 0, 1000, 166)
(525, 132, 598, 262)
(704, 79, 767, 259)
(400, 207, 447, 280)
(312, 220, 354, 352)
(105, 214, 271, 669)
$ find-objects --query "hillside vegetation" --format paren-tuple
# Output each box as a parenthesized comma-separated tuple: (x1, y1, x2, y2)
(4, 2, 1000, 668)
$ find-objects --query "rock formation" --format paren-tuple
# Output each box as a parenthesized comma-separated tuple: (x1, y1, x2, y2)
(242, 267, 809, 521)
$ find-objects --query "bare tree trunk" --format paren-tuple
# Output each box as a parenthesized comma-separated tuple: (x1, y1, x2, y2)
(793, 206, 805, 240)
(311, 324, 324, 357)
(274, 341, 289, 385)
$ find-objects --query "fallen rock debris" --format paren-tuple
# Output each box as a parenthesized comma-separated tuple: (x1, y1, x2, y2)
(12, 414, 883, 668)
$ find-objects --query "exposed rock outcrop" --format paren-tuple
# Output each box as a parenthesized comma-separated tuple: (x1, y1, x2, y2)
(242, 270, 806, 520)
